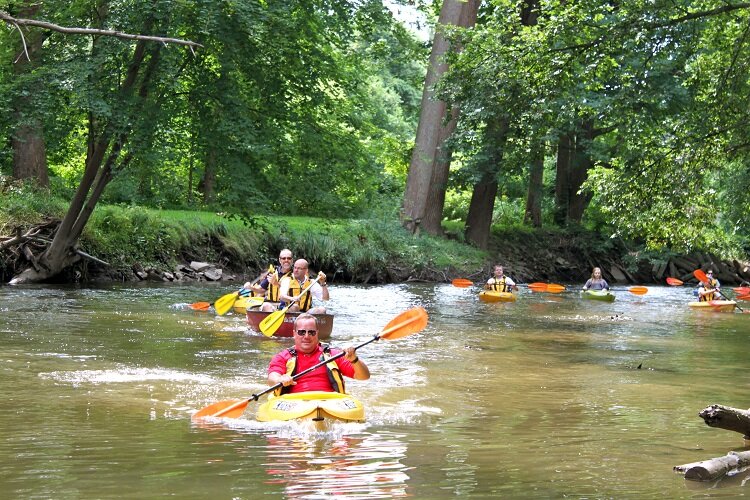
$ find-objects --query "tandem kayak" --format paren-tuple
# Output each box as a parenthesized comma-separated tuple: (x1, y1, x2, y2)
(479, 291, 517, 303)
(582, 290, 616, 302)
(246, 310, 334, 339)
(688, 300, 737, 312)
(256, 391, 365, 431)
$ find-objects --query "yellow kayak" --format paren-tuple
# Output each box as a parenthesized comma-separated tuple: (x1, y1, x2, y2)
(479, 291, 516, 303)
(232, 295, 264, 313)
(256, 391, 365, 430)
(688, 300, 736, 312)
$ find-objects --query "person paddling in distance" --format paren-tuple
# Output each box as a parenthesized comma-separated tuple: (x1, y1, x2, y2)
(485, 265, 518, 292)
(697, 269, 721, 301)
(278, 258, 330, 314)
(582, 267, 610, 291)
(268, 313, 370, 394)
(245, 249, 295, 312)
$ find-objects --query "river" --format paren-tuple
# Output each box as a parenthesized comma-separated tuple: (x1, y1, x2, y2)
(1, 282, 748, 498)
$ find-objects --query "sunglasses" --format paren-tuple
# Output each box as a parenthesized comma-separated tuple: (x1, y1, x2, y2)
(279, 257, 292, 260)
(296, 329, 317, 337)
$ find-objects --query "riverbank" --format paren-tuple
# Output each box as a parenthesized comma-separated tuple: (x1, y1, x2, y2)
(2, 202, 749, 286)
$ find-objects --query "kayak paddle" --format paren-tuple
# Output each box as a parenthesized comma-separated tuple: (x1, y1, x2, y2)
(628, 286, 648, 295)
(259, 276, 322, 336)
(694, 269, 744, 312)
(666, 277, 684, 286)
(451, 278, 474, 288)
(191, 306, 429, 420)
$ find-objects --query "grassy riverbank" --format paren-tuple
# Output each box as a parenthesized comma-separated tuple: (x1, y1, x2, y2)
(0, 188, 487, 283)
(5, 186, 746, 285)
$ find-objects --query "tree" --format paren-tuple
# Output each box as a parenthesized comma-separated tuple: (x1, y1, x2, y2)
(401, 0, 478, 235)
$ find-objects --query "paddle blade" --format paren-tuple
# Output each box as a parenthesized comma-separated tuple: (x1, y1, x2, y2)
(546, 284, 566, 293)
(528, 283, 548, 292)
(189, 302, 211, 311)
(629, 286, 648, 295)
(379, 307, 429, 340)
(693, 269, 708, 283)
(215, 291, 240, 316)
(737, 294, 750, 302)
(259, 308, 287, 337)
(733, 287, 750, 295)
(452, 278, 474, 288)
(191, 399, 248, 420)
(666, 277, 683, 286)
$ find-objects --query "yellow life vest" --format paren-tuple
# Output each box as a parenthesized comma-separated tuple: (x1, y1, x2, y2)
(699, 279, 719, 302)
(287, 276, 314, 311)
(488, 276, 511, 293)
(274, 345, 346, 396)
(266, 264, 292, 302)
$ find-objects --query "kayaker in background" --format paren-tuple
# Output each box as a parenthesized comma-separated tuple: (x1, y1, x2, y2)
(697, 269, 720, 301)
(278, 258, 329, 314)
(582, 267, 610, 291)
(268, 313, 370, 394)
(485, 265, 518, 292)
(245, 248, 295, 312)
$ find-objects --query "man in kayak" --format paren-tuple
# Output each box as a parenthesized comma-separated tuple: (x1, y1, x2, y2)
(485, 265, 518, 292)
(245, 249, 294, 312)
(278, 258, 329, 314)
(268, 313, 370, 394)
(697, 269, 721, 301)
(582, 267, 610, 291)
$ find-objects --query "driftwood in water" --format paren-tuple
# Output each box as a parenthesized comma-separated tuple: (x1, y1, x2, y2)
(699, 404, 750, 438)
(674, 451, 750, 481)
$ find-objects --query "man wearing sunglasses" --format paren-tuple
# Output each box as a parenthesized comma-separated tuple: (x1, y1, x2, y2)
(268, 314, 370, 394)
(243, 249, 295, 312)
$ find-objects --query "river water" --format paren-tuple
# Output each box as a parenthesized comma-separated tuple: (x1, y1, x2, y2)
(1, 282, 748, 498)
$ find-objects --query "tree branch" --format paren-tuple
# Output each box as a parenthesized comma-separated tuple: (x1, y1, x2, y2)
(0, 10, 202, 49)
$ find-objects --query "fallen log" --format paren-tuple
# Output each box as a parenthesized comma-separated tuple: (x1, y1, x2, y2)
(699, 404, 750, 438)
(674, 451, 750, 481)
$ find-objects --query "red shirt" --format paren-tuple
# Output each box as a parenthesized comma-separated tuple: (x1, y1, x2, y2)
(268, 345, 355, 393)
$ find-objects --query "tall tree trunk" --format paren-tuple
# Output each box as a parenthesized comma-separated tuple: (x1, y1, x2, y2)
(554, 132, 573, 225)
(464, 172, 499, 249)
(419, 0, 481, 235)
(524, 145, 544, 227)
(567, 120, 594, 222)
(10, 2, 49, 187)
(401, 0, 468, 234)
(464, 117, 509, 248)
(201, 148, 217, 204)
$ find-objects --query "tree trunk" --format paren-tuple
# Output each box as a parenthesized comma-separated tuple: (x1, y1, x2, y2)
(419, 0, 480, 236)
(401, 0, 468, 233)
(567, 120, 594, 222)
(201, 148, 217, 204)
(524, 145, 544, 227)
(12, 124, 48, 187)
(464, 172, 499, 249)
(10, 2, 49, 188)
(554, 132, 573, 225)
(464, 116, 509, 248)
